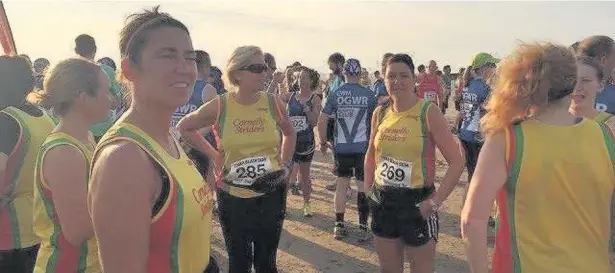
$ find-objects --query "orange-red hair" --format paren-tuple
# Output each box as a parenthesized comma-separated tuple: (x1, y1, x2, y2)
(481, 42, 577, 136)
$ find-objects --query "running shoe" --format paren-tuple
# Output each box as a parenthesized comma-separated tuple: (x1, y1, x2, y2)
(303, 202, 313, 217)
(488, 216, 496, 228)
(291, 183, 301, 196)
(346, 187, 352, 202)
(325, 181, 336, 191)
(334, 223, 347, 240)
(357, 226, 372, 243)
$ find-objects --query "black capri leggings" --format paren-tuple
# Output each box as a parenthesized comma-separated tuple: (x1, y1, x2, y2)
(460, 139, 483, 182)
(217, 184, 287, 273)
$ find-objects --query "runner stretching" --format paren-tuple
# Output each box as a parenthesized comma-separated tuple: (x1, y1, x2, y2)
(317, 58, 377, 241)
(88, 7, 217, 273)
(365, 54, 464, 273)
(178, 46, 296, 273)
(0, 55, 55, 273)
(32, 58, 110, 272)
(462, 43, 615, 273)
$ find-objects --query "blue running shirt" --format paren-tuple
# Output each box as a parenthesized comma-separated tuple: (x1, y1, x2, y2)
(171, 79, 206, 127)
(459, 78, 490, 143)
(595, 83, 615, 115)
(322, 83, 377, 154)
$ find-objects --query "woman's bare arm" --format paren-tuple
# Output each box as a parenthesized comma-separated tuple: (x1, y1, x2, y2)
(461, 132, 507, 273)
(427, 105, 465, 206)
(305, 95, 322, 127)
(363, 106, 380, 191)
(177, 98, 221, 160)
(274, 96, 296, 163)
(89, 142, 160, 273)
(43, 146, 94, 246)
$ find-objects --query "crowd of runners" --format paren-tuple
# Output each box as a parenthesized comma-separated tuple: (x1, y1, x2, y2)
(0, 5, 614, 273)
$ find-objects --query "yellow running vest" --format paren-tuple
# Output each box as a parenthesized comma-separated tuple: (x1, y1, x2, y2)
(0, 106, 54, 250)
(594, 111, 613, 124)
(214, 92, 283, 198)
(33, 132, 100, 273)
(94, 122, 214, 273)
(373, 100, 435, 188)
(493, 119, 615, 273)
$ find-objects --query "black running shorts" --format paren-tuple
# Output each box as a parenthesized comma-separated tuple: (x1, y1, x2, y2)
(368, 184, 439, 246)
(333, 153, 365, 181)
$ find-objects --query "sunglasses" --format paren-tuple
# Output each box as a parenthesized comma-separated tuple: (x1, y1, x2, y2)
(240, 64, 268, 74)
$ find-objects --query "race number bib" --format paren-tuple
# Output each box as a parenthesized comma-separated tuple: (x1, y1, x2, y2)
(462, 103, 474, 120)
(424, 91, 437, 102)
(462, 103, 480, 132)
(226, 156, 273, 186)
(289, 116, 308, 132)
(376, 156, 412, 187)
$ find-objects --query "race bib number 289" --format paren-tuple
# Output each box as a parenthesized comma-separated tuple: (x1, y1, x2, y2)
(376, 156, 412, 187)
(226, 156, 273, 186)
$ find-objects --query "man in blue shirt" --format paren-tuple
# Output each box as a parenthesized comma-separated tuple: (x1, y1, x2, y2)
(317, 58, 377, 241)
(575, 35, 615, 114)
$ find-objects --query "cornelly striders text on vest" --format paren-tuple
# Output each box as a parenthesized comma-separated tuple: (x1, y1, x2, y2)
(379, 127, 409, 142)
(233, 118, 265, 133)
(192, 183, 214, 219)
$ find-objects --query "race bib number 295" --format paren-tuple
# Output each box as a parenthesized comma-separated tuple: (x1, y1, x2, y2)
(376, 156, 412, 187)
(226, 156, 273, 186)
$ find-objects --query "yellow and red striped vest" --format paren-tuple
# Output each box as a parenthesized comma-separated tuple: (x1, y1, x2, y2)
(493, 119, 615, 273)
(94, 122, 214, 273)
(594, 111, 613, 124)
(373, 100, 435, 188)
(0, 106, 54, 250)
(33, 132, 100, 273)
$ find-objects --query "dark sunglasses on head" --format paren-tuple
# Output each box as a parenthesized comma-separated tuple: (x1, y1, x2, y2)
(240, 64, 268, 73)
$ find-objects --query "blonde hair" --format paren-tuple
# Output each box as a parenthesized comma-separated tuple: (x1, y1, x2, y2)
(223, 46, 263, 91)
(30, 58, 103, 116)
(481, 42, 577, 136)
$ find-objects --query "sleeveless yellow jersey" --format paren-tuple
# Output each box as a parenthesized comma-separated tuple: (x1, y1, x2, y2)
(0, 106, 54, 250)
(373, 100, 435, 188)
(214, 92, 282, 198)
(493, 119, 615, 273)
(594, 111, 613, 124)
(94, 122, 214, 273)
(33, 132, 100, 273)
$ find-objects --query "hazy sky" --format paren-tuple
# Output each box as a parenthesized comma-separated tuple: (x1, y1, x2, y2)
(3, 0, 615, 73)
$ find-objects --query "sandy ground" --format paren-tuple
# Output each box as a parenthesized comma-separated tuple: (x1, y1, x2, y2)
(208, 105, 615, 273)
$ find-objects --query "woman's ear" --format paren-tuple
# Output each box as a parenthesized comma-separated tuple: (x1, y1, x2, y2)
(120, 57, 136, 82)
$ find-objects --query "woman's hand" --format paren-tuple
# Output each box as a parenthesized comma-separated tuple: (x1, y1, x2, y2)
(417, 198, 439, 219)
(211, 151, 223, 177)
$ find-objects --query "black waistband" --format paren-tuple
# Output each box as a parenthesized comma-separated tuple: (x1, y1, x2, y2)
(369, 184, 435, 207)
